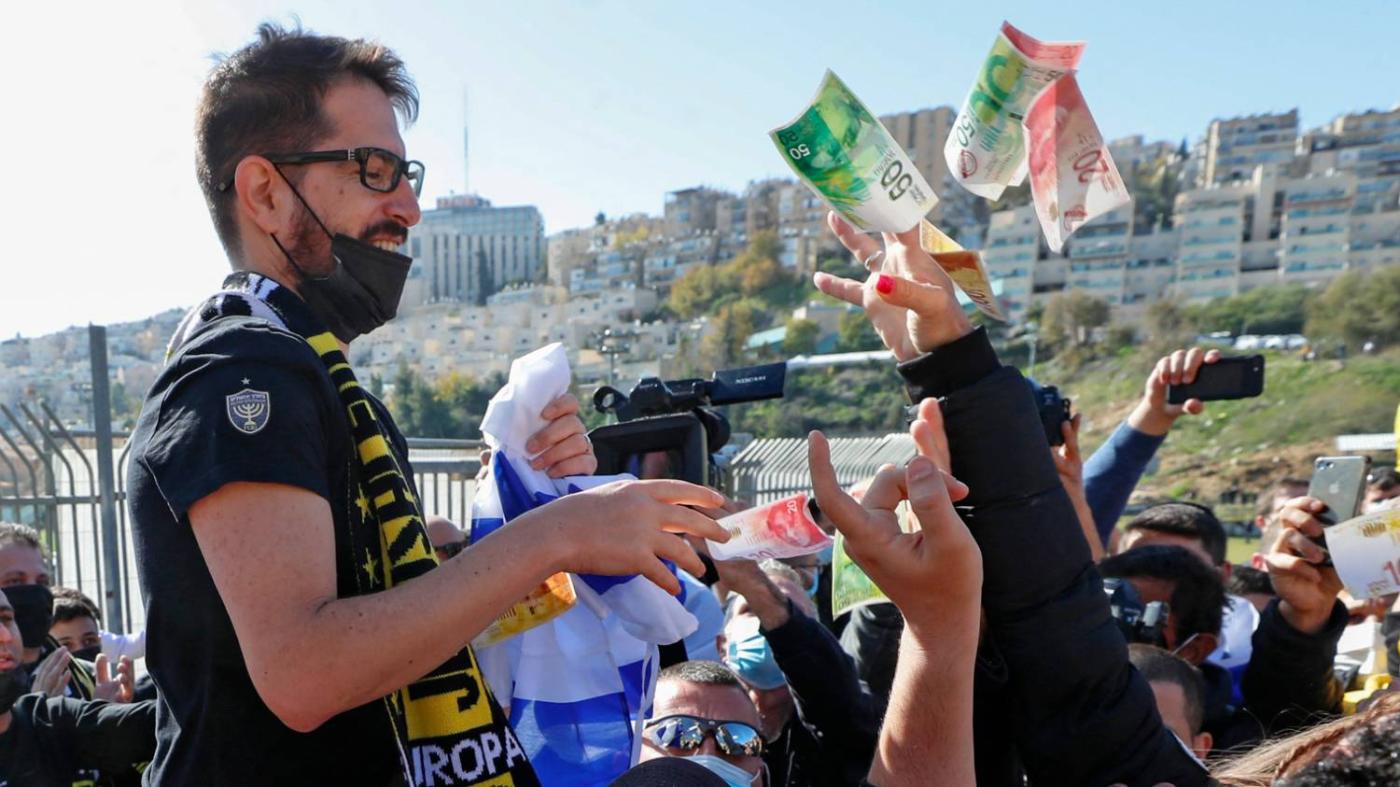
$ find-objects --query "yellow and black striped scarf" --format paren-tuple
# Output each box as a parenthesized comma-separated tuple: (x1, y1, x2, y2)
(175, 272, 539, 786)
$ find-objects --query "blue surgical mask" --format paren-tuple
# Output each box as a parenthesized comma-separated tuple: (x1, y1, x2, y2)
(724, 617, 785, 690)
(687, 754, 760, 787)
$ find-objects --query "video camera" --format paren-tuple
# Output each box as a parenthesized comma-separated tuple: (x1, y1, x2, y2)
(1103, 577, 1170, 647)
(588, 363, 787, 488)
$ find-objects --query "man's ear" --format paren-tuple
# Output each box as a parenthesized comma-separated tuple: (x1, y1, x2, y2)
(233, 155, 289, 236)
(1218, 561, 1233, 585)
(1192, 731, 1213, 760)
(1179, 632, 1218, 666)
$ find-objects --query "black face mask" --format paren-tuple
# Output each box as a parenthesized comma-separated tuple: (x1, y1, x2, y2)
(0, 662, 31, 714)
(269, 170, 412, 344)
(5, 584, 53, 650)
(71, 645, 102, 664)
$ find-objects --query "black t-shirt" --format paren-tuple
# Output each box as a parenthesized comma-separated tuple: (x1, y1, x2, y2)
(126, 318, 402, 786)
(0, 694, 155, 787)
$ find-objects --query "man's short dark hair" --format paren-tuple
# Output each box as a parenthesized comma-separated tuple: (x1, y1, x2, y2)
(658, 660, 744, 690)
(51, 586, 101, 625)
(1099, 545, 1226, 643)
(1226, 564, 1274, 598)
(1128, 644, 1207, 735)
(1369, 467, 1399, 492)
(1256, 476, 1308, 520)
(1125, 502, 1227, 566)
(0, 522, 43, 554)
(195, 22, 419, 258)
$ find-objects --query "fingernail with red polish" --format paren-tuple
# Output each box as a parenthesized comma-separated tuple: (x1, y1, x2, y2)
(875, 274, 894, 295)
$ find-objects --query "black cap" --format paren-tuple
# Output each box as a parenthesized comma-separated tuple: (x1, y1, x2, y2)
(608, 758, 729, 787)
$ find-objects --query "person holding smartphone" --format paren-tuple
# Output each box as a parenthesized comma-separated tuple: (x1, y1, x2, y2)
(1081, 347, 1225, 553)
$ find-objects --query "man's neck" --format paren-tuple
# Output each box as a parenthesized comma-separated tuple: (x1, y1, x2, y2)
(0, 709, 12, 735)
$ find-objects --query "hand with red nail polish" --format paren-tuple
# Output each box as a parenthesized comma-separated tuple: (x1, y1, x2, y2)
(812, 212, 974, 360)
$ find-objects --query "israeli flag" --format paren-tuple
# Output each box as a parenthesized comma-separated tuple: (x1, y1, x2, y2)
(470, 344, 699, 786)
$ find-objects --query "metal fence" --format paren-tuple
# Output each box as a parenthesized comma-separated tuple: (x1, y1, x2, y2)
(1, 322, 891, 637)
(0, 401, 482, 638)
(726, 433, 916, 504)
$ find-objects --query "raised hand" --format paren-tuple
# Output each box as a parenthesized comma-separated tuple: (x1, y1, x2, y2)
(813, 212, 974, 361)
(524, 479, 728, 595)
(1265, 496, 1345, 634)
(93, 654, 135, 703)
(1130, 347, 1222, 436)
(808, 424, 979, 642)
(525, 393, 597, 478)
(31, 646, 72, 698)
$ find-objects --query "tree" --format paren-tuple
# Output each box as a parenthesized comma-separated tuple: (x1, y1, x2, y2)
(389, 361, 419, 434)
(1306, 267, 1400, 350)
(740, 257, 783, 296)
(109, 380, 136, 428)
(594, 211, 606, 226)
(782, 318, 820, 356)
(668, 231, 797, 319)
(1041, 291, 1111, 348)
(1184, 284, 1311, 336)
(701, 300, 763, 368)
(835, 309, 882, 353)
(475, 250, 494, 306)
(670, 265, 724, 318)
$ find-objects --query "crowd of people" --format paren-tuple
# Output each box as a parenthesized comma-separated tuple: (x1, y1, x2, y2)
(2, 22, 1399, 787)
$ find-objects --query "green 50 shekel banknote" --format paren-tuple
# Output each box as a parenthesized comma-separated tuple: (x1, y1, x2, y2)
(945, 22, 1084, 202)
(945, 21, 1129, 253)
(772, 70, 937, 233)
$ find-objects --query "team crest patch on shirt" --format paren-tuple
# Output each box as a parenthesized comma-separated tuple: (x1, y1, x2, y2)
(226, 389, 271, 435)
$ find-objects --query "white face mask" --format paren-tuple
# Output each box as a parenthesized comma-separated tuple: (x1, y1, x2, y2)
(686, 754, 760, 787)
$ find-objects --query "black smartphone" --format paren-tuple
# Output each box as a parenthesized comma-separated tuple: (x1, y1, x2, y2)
(1166, 355, 1265, 405)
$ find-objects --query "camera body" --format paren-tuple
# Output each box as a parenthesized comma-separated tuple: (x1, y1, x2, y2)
(589, 363, 786, 488)
(1103, 577, 1170, 647)
(1033, 383, 1072, 447)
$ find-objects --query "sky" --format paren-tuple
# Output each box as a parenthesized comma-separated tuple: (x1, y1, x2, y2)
(3, 0, 1396, 340)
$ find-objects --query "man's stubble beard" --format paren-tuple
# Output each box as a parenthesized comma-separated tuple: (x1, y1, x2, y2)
(286, 203, 336, 280)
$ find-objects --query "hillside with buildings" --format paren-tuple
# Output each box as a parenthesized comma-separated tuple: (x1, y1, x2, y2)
(3, 103, 1396, 437)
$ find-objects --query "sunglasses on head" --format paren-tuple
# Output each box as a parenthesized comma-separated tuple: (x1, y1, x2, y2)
(435, 541, 465, 561)
(643, 714, 765, 758)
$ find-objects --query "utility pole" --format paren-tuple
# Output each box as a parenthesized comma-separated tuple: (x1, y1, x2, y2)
(595, 327, 635, 388)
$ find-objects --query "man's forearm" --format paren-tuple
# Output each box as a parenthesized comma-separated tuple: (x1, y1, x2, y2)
(269, 516, 561, 730)
(867, 628, 976, 787)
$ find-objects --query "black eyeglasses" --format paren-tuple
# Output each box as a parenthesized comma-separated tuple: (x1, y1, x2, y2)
(643, 715, 765, 757)
(218, 147, 425, 197)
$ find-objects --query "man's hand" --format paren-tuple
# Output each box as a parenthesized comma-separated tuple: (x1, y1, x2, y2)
(812, 212, 974, 361)
(525, 393, 597, 478)
(1265, 496, 1345, 635)
(1129, 348, 1222, 436)
(1051, 413, 1085, 492)
(525, 479, 729, 595)
(710, 554, 794, 630)
(93, 654, 135, 703)
(31, 646, 72, 697)
(1049, 413, 1103, 559)
(808, 418, 980, 642)
(689, 497, 792, 627)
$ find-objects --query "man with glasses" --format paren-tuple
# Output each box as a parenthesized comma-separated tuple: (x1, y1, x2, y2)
(126, 23, 729, 786)
(639, 661, 766, 787)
